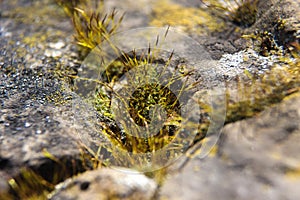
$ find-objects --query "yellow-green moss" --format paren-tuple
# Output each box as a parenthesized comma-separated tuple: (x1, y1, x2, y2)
(56, 0, 124, 54)
(93, 51, 195, 154)
(3, 1, 299, 198)
(150, 0, 225, 34)
(5, 168, 54, 200)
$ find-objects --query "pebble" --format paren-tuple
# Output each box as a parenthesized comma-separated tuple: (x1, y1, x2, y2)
(44, 49, 62, 57)
(49, 41, 66, 49)
(24, 122, 31, 128)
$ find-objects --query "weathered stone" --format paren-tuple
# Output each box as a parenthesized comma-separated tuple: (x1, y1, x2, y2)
(0, 0, 109, 197)
(1, 0, 299, 199)
(50, 168, 158, 200)
(160, 94, 300, 200)
(246, 0, 300, 48)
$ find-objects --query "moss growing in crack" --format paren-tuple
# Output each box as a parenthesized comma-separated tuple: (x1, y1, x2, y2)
(93, 49, 200, 155)
(243, 30, 282, 56)
(5, 168, 54, 200)
(1, 148, 98, 200)
(54, 0, 299, 186)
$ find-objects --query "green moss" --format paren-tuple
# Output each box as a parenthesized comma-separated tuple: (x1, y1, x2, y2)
(4, 0, 296, 194)
(243, 31, 282, 56)
(93, 51, 188, 154)
(243, 19, 300, 56)
(225, 17, 300, 123)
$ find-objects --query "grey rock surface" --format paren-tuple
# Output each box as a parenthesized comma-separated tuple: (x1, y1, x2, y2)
(160, 94, 300, 200)
(0, 0, 103, 196)
(50, 168, 158, 200)
(0, 0, 157, 197)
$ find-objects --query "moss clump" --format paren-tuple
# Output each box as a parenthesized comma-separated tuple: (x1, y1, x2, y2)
(93, 49, 197, 154)
(243, 30, 282, 56)
(2, 148, 96, 200)
(128, 83, 180, 127)
(150, 0, 224, 34)
(56, 0, 124, 56)
(225, 17, 300, 123)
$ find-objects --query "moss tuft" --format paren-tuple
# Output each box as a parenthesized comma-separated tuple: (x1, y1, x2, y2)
(56, 0, 124, 56)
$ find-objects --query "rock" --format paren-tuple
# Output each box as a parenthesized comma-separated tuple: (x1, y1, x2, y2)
(1, 0, 299, 199)
(0, 56, 112, 197)
(0, 0, 111, 198)
(49, 41, 66, 50)
(246, 0, 300, 48)
(45, 49, 63, 57)
(251, 0, 300, 32)
(199, 36, 245, 60)
(160, 94, 300, 200)
(217, 48, 279, 80)
(50, 168, 158, 200)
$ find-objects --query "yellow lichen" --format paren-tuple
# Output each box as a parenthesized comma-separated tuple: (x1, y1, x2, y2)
(208, 145, 218, 157)
(150, 0, 224, 34)
(286, 167, 300, 181)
